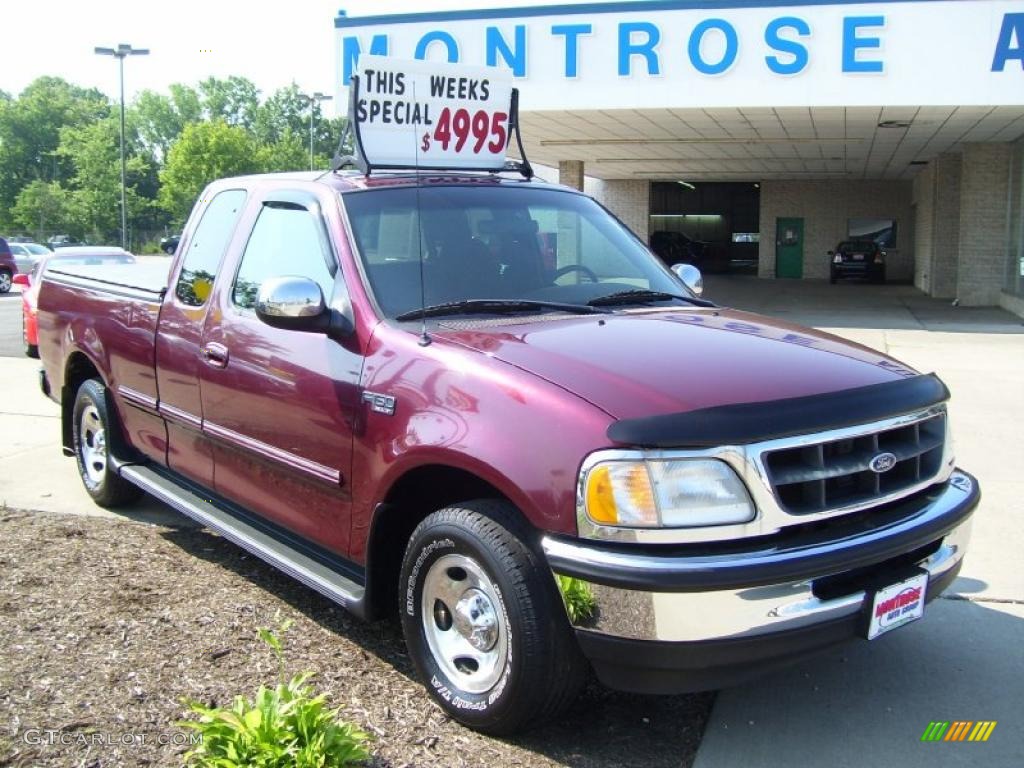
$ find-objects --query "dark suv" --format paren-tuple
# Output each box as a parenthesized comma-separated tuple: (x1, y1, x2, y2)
(829, 240, 886, 284)
(0, 237, 16, 293)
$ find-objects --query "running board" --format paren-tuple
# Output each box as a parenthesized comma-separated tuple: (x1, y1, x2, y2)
(120, 465, 367, 618)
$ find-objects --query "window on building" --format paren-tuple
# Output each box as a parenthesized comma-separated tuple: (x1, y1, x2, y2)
(848, 218, 897, 248)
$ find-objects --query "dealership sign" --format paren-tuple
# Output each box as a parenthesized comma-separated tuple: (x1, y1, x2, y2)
(336, 1, 1024, 110)
(350, 55, 514, 170)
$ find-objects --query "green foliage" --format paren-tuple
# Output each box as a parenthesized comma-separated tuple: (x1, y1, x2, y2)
(556, 574, 597, 623)
(180, 620, 370, 768)
(12, 180, 68, 237)
(0, 75, 345, 235)
(159, 120, 260, 221)
(199, 76, 261, 129)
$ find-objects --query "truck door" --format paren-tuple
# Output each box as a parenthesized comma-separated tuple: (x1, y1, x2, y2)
(197, 190, 361, 558)
(156, 188, 249, 486)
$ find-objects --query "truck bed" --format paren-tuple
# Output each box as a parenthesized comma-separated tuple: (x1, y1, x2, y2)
(46, 257, 172, 299)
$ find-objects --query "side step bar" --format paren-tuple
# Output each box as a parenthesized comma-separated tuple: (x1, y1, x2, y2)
(120, 465, 367, 618)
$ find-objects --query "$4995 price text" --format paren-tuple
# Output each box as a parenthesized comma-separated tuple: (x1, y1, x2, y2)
(421, 108, 508, 155)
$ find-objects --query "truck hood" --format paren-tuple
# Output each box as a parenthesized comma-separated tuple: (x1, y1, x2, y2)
(434, 308, 917, 420)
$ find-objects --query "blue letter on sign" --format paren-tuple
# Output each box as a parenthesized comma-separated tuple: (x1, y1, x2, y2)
(992, 13, 1024, 71)
(765, 17, 810, 75)
(618, 22, 661, 76)
(487, 25, 527, 76)
(689, 19, 739, 75)
(343, 35, 389, 84)
(552, 23, 592, 77)
(415, 31, 459, 62)
(843, 16, 884, 73)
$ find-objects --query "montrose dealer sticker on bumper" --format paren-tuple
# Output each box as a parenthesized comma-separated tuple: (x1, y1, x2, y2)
(867, 572, 928, 640)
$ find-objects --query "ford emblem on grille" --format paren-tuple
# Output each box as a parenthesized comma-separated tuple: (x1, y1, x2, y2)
(869, 452, 898, 473)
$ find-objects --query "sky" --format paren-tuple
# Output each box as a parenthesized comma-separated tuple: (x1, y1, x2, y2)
(0, 0, 600, 115)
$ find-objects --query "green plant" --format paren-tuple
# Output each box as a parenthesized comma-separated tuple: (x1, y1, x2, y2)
(180, 619, 371, 767)
(555, 574, 596, 623)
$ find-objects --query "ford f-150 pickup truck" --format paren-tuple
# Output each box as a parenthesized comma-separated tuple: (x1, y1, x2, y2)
(34, 59, 978, 735)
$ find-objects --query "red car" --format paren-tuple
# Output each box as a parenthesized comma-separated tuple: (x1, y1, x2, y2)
(15, 247, 135, 357)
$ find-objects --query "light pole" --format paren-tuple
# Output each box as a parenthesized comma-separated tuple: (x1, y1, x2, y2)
(95, 43, 149, 250)
(303, 92, 332, 171)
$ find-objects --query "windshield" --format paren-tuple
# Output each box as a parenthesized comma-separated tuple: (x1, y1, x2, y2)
(26, 244, 49, 255)
(342, 185, 690, 319)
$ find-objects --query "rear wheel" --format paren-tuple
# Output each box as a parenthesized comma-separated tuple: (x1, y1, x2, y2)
(72, 379, 141, 508)
(0, 269, 11, 294)
(399, 500, 586, 734)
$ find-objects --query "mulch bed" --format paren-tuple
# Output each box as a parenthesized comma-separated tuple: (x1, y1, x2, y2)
(0, 509, 711, 767)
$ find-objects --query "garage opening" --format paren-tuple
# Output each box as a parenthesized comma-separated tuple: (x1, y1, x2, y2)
(649, 182, 760, 275)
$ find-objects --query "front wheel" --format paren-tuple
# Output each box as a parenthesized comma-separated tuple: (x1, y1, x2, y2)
(72, 379, 141, 508)
(0, 269, 11, 294)
(399, 500, 586, 734)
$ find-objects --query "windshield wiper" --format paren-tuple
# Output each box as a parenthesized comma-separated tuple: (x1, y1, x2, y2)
(396, 299, 608, 322)
(586, 289, 715, 308)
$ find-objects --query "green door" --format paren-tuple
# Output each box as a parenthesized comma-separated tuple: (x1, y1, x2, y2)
(776, 218, 804, 278)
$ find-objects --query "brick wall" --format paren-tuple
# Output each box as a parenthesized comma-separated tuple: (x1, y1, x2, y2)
(912, 164, 935, 293)
(584, 178, 651, 244)
(758, 180, 915, 281)
(957, 143, 1013, 306)
(931, 154, 962, 299)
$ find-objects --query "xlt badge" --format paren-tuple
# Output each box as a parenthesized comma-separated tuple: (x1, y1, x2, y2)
(362, 391, 397, 416)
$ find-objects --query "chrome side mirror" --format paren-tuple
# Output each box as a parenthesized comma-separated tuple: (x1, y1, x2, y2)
(671, 263, 704, 296)
(255, 276, 330, 333)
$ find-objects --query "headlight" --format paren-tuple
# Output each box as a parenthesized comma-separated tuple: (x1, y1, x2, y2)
(833, 254, 843, 264)
(584, 458, 755, 528)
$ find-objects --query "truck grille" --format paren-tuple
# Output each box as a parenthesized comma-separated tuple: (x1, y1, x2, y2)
(762, 412, 947, 515)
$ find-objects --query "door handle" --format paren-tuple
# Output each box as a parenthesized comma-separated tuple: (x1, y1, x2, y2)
(201, 342, 229, 369)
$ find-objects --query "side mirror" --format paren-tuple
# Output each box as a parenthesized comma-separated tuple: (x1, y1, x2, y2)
(256, 276, 330, 333)
(827, 250, 834, 256)
(13, 273, 29, 287)
(671, 263, 704, 296)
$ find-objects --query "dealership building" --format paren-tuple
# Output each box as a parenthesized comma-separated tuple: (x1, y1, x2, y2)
(336, 0, 1024, 314)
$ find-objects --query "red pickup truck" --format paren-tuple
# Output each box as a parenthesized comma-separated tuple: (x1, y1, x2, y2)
(36, 168, 978, 734)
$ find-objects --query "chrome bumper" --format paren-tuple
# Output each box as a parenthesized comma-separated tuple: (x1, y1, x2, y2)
(543, 471, 976, 644)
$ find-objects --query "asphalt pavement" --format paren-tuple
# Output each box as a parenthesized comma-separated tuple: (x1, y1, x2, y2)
(0, 275, 1021, 766)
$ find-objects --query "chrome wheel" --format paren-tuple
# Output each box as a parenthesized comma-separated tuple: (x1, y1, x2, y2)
(421, 553, 508, 694)
(79, 404, 107, 486)
(0, 272, 11, 292)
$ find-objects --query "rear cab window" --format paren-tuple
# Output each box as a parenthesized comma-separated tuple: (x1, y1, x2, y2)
(175, 189, 247, 306)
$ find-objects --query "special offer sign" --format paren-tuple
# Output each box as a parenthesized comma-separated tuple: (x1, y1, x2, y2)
(352, 55, 514, 171)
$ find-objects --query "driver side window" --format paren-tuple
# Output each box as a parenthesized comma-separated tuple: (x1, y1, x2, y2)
(233, 203, 336, 311)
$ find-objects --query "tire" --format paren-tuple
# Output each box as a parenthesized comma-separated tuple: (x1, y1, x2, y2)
(0, 269, 11, 294)
(22, 314, 38, 358)
(399, 500, 587, 734)
(829, 273, 837, 285)
(72, 379, 141, 508)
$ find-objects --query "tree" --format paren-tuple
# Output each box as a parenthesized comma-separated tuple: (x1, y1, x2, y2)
(257, 128, 307, 172)
(0, 77, 109, 217)
(130, 84, 202, 160)
(199, 76, 260, 130)
(57, 117, 154, 241)
(254, 84, 308, 145)
(159, 120, 260, 221)
(12, 180, 69, 238)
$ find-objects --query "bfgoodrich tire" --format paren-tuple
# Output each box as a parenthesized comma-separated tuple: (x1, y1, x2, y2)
(399, 500, 586, 734)
(72, 379, 141, 508)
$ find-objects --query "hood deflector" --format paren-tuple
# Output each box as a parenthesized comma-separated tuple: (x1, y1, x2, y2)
(606, 374, 950, 448)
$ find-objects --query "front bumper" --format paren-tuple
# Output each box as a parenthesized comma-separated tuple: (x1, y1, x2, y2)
(543, 470, 978, 693)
